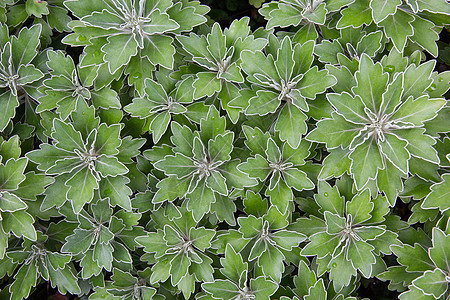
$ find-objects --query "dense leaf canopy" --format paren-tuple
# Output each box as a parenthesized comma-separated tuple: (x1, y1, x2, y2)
(0, 0, 449, 299)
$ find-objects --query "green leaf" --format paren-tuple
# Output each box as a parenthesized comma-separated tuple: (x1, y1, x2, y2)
(95, 155, 128, 178)
(0, 92, 19, 131)
(329, 253, 357, 292)
(26, 0, 49, 18)
(151, 112, 172, 144)
(378, 161, 405, 206)
(170, 252, 190, 285)
(250, 240, 267, 264)
(152, 175, 190, 204)
(275, 36, 295, 83)
(422, 174, 450, 212)
(357, 31, 383, 57)
(391, 95, 446, 126)
(380, 72, 404, 116)
(208, 132, 234, 163)
(275, 104, 307, 148)
(265, 179, 293, 214)
(283, 168, 314, 191)
(355, 226, 385, 241)
(409, 17, 440, 57)
(203, 280, 239, 299)
(242, 126, 270, 156)
(346, 189, 374, 224)
(246, 90, 281, 116)
(303, 3, 327, 24)
(17, 64, 44, 85)
(315, 181, 345, 215)
(0, 157, 27, 190)
(293, 260, 317, 298)
(315, 40, 343, 65)
(9, 261, 38, 300)
(263, 3, 304, 29)
(258, 244, 284, 282)
(168, 2, 207, 33)
(193, 72, 221, 99)
(324, 211, 346, 234)
(47, 263, 81, 295)
(142, 10, 179, 34)
(238, 154, 271, 181)
(347, 239, 376, 278)
(52, 119, 85, 152)
(0, 191, 26, 212)
(206, 171, 228, 195)
(221, 245, 247, 283)
(399, 286, 436, 300)
(304, 279, 327, 300)
(154, 154, 196, 178)
(301, 232, 341, 258)
(379, 133, 410, 174)
(103, 34, 138, 73)
(199, 105, 226, 143)
(66, 167, 99, 213)
(428, 228, 450, 272)
(297, 66, 336, 100)
(396, 128, 439, 164)
(11, 24, 41, 67)
(93, 241, 113, 271)
(353, 54, 389, 114)
(189, 227, 215, 252)
(306, 113, 361, 149)
(270, 230, 305, 251)
(391, 244, 435, 272)
(370, 0, 401, 23)
(327, 92, 368, 124)
(349, 137, 384, 190)
(337, 0, 372, 28)
(318, 147, 351, 180)
(61, 229, 95, 255)
(0, 135, 21, 162)
(379, 10, 414, 52)
(220, 160, 258, 190)
(46, 157, 83, 175)
(91, 87, 120, 109)
(402, 61, 435, 100)
(188, 178, 215, 222)
(3, 210, 37, 241)
(238, 215, 263, 239)
(206, 22, 227, 61)
(250, 276, 278, 299)
(240, 50, 279, 85)
(46, 252, 71, 271)
(100, 176, 132, 211)
(412, 269, 448, 299)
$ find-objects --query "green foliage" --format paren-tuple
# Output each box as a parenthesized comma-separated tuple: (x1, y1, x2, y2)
(0, 0, 449, 299)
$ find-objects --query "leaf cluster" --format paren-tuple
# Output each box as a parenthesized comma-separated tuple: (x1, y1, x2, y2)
(0, 0, 449, 299)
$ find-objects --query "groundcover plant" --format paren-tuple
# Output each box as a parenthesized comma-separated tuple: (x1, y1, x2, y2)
(0, 0, 449, 299)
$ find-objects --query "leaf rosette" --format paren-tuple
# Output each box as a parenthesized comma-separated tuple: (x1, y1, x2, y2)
(64, 0, 208, 75)
(27, 100, 142, 213)
(292, 179, 401, 292)
(307, 54, 446, 199)
(0, 136, 53, 259)
(136, 206, 215, 298)
(238, 129, 315, 213)
(150, 106, 257, 221)
(238, 35, 336, 148)
(0, 24, 44, 131)
(36, 50, 121, 120)
(176, 17, 268, 123)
